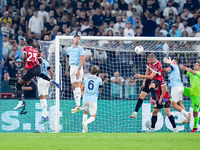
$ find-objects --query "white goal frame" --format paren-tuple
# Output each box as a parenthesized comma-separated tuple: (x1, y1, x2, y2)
(54, 36, 200, 133)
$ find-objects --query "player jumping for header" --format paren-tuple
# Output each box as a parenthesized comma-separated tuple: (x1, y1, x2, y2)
(162, 58, 191, 124)
(181, 62, 200, 132)
(65, 35, 85, 112)
(130, 53, 163, 118)
(14, 38, 60, 112)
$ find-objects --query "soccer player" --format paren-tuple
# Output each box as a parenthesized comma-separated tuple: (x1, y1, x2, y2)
(65, 35, 85, 112)
(14, 38, 60, 111)
(38, 51, 54, 124)
(147, 78, 177, 133)
(130, 53, 162, 118)
(162, 58, 191, 124)
(72, 65, 102, 133)
(181, 62, 200, 132)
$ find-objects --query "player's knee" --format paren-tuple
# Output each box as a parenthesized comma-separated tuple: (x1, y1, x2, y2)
(149, 83, 155, 89)
(152, 111, 158, 116)
(165, 112, 171, 117)
(193, 112, 198, 117)
(84, 111, 88, 115)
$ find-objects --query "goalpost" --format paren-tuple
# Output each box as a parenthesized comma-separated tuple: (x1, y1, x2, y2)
(40, 36, 200, 133)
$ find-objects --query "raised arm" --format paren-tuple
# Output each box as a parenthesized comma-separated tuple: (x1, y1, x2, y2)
(185, 67, 197, 75)
(65, 56, 69, 76)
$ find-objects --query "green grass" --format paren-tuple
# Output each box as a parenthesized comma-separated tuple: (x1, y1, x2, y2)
(0, 133, 199, 150)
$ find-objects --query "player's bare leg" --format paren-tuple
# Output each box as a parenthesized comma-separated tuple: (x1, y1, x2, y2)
(71, 82, 82, 112)
(172, 101, 191, 124)
(130, 91, 147, 118)
(82, 111, 88, 133)
(191, 111, 199, 133)
(14, 79, 26, 110)
(177, 101, 186, 110)
(164, 108, 177, 132)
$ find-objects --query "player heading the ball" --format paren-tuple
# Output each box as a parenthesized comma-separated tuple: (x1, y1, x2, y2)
(65, 35, 85, 112)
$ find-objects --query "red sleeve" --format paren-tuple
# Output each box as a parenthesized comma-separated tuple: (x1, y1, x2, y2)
(155, 63, 162, 73)
(38, 53, 41, 59)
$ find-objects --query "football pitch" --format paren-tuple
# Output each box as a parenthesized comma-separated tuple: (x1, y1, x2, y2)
(0, 133, 199, 150)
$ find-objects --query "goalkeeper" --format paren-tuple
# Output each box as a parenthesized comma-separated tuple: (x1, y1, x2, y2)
(181, 62, 200, 133)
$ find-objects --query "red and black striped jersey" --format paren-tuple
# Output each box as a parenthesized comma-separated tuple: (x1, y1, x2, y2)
(147, 60, 162, 81)
(155, 77, 170, 101)
(23, 46, 41, 69)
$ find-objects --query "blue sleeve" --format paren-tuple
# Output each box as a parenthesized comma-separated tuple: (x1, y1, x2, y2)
(83, 78, 86, 85)
(67, 47, 70, 55)
(79, 47, 85, 56)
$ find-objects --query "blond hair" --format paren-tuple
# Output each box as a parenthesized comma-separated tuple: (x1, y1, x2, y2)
(91, 65, 100, 75)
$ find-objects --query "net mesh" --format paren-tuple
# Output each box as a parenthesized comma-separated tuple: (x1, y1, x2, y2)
(1, 37, 199, 133)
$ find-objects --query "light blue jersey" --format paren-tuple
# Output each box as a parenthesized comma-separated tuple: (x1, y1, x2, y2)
(67, 45, 85, 66)
(168, 64, 183, 87)
(83, 75, 102, 102)
(40, 59, 50, 77)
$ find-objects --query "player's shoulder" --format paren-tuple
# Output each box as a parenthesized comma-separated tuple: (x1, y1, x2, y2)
(78, 45, 84, 50)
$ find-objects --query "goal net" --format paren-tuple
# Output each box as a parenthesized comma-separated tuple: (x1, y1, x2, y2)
(1, 36, 199, 133)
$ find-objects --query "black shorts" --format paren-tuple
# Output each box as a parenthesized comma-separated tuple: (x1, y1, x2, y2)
(154, 100, 170, 109)
(142, 79, 161, 93)
(22, 65, 41, 82)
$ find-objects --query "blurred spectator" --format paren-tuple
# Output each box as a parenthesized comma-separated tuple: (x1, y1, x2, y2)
(9, 45, 21, 59)
(77, 9, 86, 24)
(178, 19, 193, 36)
(28, 10, 44, 39)
(135, 26, 142, 36)
(18, 37, 26, 54)
(125, 77, 137, 99)
(83, 66, 91, 79)
(143, 0, 158, 17)
(83, 21, 98, 36)
(92, 7, 105, 28)
(70, 25, 82, 36)
(43, 17, 56, 36)
(111, 71, 124, 98)
(114, 16, 126, 32)
(181, 8, 193, 21)
(128, 8, 137, 27)
(193, 17, 200, 32)
(124, 22, 135, 37)
(23, 78, 37, 98)
(1, 22, 14, 36)
(132, 0, 143, 18)
(25, 8, 33, 32)
(183, 0, 199, 12)
(38, 4, 49, 21)
(160, 23, 169, 36)
(0, 11, 12, 25)
(99, 73, 109, 85)
(187, 11, 198, 26)
(166, 12, 175, 30)
(169, 24, 182, 37)
(122, 11, 128, 22)
(142, 14, 157, 36)
(163, 0, 178, 18)
(4, 35, 17, 51)
(5, 50, 16, 78)
(15, 58, 23, 79)
(118, 0, 128, 11)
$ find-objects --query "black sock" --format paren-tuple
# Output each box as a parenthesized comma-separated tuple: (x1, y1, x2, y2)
(151, 116, 157, 128)
(150, 88, 157, 100)
(16, 82, 23, 99)
(168, 115, 176, 128)
(39, 73, 51, 81)
(135, 98, 143, 112)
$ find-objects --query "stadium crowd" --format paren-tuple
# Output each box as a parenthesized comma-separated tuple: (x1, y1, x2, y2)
(1, 0, 200, 99)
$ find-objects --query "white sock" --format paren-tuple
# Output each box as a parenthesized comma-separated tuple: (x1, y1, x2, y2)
(181, 109, 189, 119)
(85, 117, 95, 125)
(82, 114, 88, 124)
(40, 99, 47, 117)
(74, 87, 81, 106)
(18, 101, 22, 105)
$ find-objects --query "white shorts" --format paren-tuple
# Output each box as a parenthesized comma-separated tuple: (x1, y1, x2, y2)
(82, 101, 97, 115)
(37, 78, 50, 96)
(70, 65, 83, 83)
(171, 87, 184, 102)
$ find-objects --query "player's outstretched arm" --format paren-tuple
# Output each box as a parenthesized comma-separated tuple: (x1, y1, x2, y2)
(185, 67, 197, 75)
(162, 66, 172, 73)
(76, 56, 84, 78)
(65, 56, 69, 77)
(48, 68, 54, 80)
(135, 71, 157, 80)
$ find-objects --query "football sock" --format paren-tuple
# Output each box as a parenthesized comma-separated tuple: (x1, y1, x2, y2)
(74, 87, 81, 106)
(85, 117, 95, 125)
(39, 73, 51, 81)
(150, 88, 157, 100)
(82, 114, 88, 124)
(151, 116, 157, 128)
(16, 82, 23, 99)
(40, 99, 47, 117)
(168, 115, 176, 128)
(194, 116, 199, 129)
(181, 109, 189, 119)
(135, 98, 143, 112)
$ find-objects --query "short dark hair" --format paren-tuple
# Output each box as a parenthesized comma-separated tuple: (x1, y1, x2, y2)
(26, 38, 34, 46)
(74, 35, 81, 38)
(147, 53, 156, 59)
(173, 58, 181, 64)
